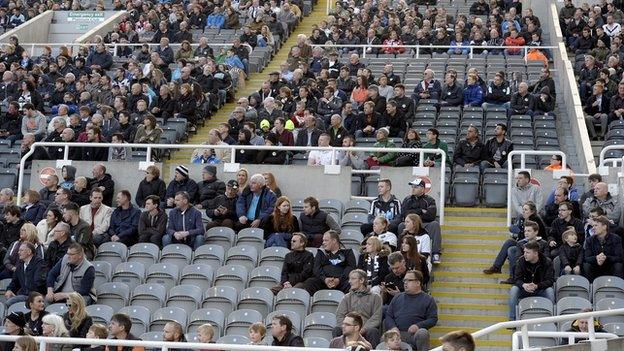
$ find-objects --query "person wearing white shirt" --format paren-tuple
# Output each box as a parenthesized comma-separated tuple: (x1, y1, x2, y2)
(307, 133, 335, 166)
(603, 15, 621, 37)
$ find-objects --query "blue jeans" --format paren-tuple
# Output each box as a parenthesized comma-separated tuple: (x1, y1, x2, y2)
(265, 233, 292, 248)
(493, 239, 517, 269)
(508, 246, 521, 277)
(509, 286, 555, 320)
(482, 102, 511, 111)
(162, 234, 205, 249)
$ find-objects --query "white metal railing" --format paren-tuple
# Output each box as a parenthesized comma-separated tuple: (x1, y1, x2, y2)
(18, 141, 448, 223)
(430, 308, 624, 351)
(18, 42, 243, 57)
(506, 150, 567, 226)
(309, 43, 558, 60)
(599, 145, 624, 167)
(511, 331, 617, 350)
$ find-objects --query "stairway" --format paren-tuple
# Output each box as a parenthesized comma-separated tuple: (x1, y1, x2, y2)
(163, 0, 328, 179)
(428, 207, 513, 350)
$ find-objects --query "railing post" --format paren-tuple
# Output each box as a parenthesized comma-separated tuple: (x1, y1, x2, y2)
(418, 151, 424, 167)
(230, 147, 236, 163)
(38, 340, 46, 351)
(507, 152, 514, 226)
(520, 325, 530, 350)
(63, 145, 69, 161)
(469, 47, 473, 59)
(331, 149, 336, 165)
(588, 316, 596, 341)
(416, 46, 420, 59)
(146, 146, 152, 162)
(439, 149, 446, 225)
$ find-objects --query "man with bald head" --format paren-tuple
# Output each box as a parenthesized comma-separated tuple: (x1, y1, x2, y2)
(510, 82, 534, 116)
(582, 182, 621, 226)
(87, 163, 115, 206)
(19, 133, 50, 169)
(163, 321, 186, 343)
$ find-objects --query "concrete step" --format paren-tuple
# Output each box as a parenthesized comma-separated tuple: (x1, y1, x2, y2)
(442, 252, 497, 264)
(436, 261, 509, 273)
(431, 281, 511, 294)
(432, 291, 508, 304)
(445, 207, 507, 218)
(433, 271, 510, 283)
(438, 302, 508, 316)
(436, 314, 508, 328)
(444, 216, 507, 228)
(442, 224, 509, 233)
(443, 242, 505, 252)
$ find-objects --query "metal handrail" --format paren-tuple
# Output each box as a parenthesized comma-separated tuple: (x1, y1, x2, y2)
(506, 150, 567, 226)
(599, 145, 624, 167)
(429, 308, 624, 351)
(511, 331, 618, 350)
(18, 141, 447, 223)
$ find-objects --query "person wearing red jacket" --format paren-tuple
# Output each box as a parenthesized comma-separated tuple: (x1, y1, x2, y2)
(504, 28, 526, 55)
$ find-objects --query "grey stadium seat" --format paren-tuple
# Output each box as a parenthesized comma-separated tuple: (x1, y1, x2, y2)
(592, 276, 624, 302)
(97, 282, 130, 311)
(217, 335, 250, 344)
(140, 331, 163, 342)
(46, 303, 68, 315)
(259, 247, 290, 268)
(149, 307, 187, 332)
(237, 287, 274, 317)
(275, 288, 310, 318)
(7, 303, 28, 315)
(340, 230, 364, 251)
(205, 227, 236, 250)
(235, 228, 265, 254)
(93, 261, 112, 287)
(131, 283, 167, 311)
(86, 304, 114, 324)
(344, 199, 370, 214)
(595, 298, 624, 325)
(517, 297, 554, 320)
(225, 245, 258, 272)
(119, 306, 152, 336)
(482, 169, 508, 207)
(95, 242, 128, 269)
(556, 275, 590, 301)
(604, 323, 624, 336)
(452, 174, 480, 207)
(193, 244, 225, 269)
(214, 264, 248, 291)
(523, 323, 558, 348)
(311, 290, 344, 314)
(160, 244, 192, 268)
(188, 308, 225, 336)
(202, 286, 238, 316)
(556, 297, 591, 316)
(304, 337, 330, 348)
(145, 263, 180, 291)
(303, 312, 336, 340)
(112, 262, 145, 291)
(248, 266, 281, 289)
(225, 309, 263, 336)
(319, 199, 344, 217)
(179, 264, 214, 291)
(128, 243, 160, 267)
(166, 284, 204, 313)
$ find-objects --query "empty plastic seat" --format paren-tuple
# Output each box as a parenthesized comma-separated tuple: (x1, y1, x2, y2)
(166, 284, 203, 313)
(160, 244, 192, 268)
(94, 242, 128, 269)
(523, 323, 558, 348)
(7, 303, 28, 315)
(97, 282, 130, 311)
(214, 264, 248, 291)
(595, 298, 624, 324)
(235, 228, 265, 254)
(556, 275, 590, 301)
(192, 245, 225, 269)
(188, 308, 225, 336)
(140, 331, 163, 342)
(149, 307, 187, 332)
(205, 227, 235, 250)
(145, 263, 180, 291)
(179, 264, 214, 291)
(202, 286, 238, 316)
(275, 288, 310, 317)
(119, 306, 151, 336)
(259, 247, 290, 268)
(237, 287, 274, 316)
(341, 213, 367, 231)
(319, 199, 344, 217)
(556, 297, 591, 315)
(311, 290, 344, 314)
(344, 200, 370, 214)
(217, 335, 250, 344)
(604, 323, 624, 336)
(452, 175, 479, 207)
(304, 337, 330, 348)
(340, 231, 364, 251)
(517, 297, 554, 320)
(248, 266, 281, 289)
(93, 261, 112, 287)
(266, 310, 302, 335)
(86, 304, 114, 324)
(225, 245, 258, 272)
(47, 303, 68, 315)
(130, 283, 167, 311)
(112, 262, 145, 291)
(593, 276, 624, 302)
(128, 243, 160, 267)
(303, 312, 336, 340)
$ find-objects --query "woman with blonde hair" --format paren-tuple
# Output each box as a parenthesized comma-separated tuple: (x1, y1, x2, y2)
(0, 222, 44, 279)
(357, 236, 390, 294)
(42, 314, 71, 351)
(236, 168, 249, 193)
(262, 172, 281, 197)
(62, 292, 93, 339)
(261, 196, 299, 248)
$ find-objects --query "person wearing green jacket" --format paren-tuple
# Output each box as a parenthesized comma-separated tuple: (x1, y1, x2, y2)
(422, 128, 451, 167)
(371, 127, 396, 166)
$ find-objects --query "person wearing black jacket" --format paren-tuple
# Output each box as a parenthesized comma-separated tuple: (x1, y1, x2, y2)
(354, 101, 385, 138)
(150, 85, 175, 122)
(482, 73, 511, 111)
(392, 84, 415, 120)
(271, 232, 314, 294)
(87, 164, 115, 207)
(196, 165, 226, 210)
(234, 129, 257, 164)
(256, 133, 286, 165)
(303, 230, 356, 294)
(205, 180, 239, 230)
(271, 315, 304, 347)
(174, 83, 197, 125)
(439, 72, 463, 107)
(584, 82, 610, 139)
(509, 241, 555, 320)
(135, 165, 166, 208)
(0, 205, 24, 254)
(453, 125, 485, 168)
(137, 196, 167, 247)
(559, 229, 584, 276)
(0, 101, 22, 145)
(480, 123, 513, 171)
(547, 201, 585, 259)
(383, 100, 406, 138)
(583, 216, 623, 282)
(5, 242, 46, 306)
(529, 68, 557, 99)
(81, 127, 108, 162)
(531, 86, 555, 115)
(510, 82, 535, 116)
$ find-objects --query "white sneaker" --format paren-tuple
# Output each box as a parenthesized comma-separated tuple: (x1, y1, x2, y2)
(433, 254, 441, 264)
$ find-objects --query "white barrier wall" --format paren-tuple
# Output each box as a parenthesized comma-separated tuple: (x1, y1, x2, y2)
(0, 10, 53, 43)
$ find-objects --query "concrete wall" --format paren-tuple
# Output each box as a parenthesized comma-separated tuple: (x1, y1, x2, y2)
(75, 10, 127, 43)
(545, 338, 624, 351)
(50, 11, 124, 43)
(0, 10, 53, 44)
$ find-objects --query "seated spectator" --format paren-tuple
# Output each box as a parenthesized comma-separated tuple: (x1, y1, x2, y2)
(529, 68, 557, 99)
(559, 229, 584, 276)
(382, 30, 405, 55)
(584, 82, 609, 140)
(165, 165, 198, 208)
(482, 73, 511, 111)
(163, 321, 186, 343)
(196, 165, 226, 211)
(271, 232, 314, 294)
(361, 179, 401, 235)
(256, 133, 287, 164)
(543, 186, 578, 227)
(133, 115, 162, 144)
(303, 230, 356, 294)
(508, 241, 555, 320)
(608, 82, 624, 126)
(579, 173, 602, 206)
(59, 166, 76, 191)
(330, 312, 374, 349)
(510, 171, 543, 218)
(531, 86, 555, 116)
(79, 189, 113, 247)
(400, 235, 430, 285)
(46, 243, 95, 305)
(480, 124, 513, 171)
(197, 323, 216, 345)
(62, 292, 93, 340)
(338, 135, 368, 169)
(547, 201, 584, 258)
(0, 312, 26, 351)
(439, 71, 463, 107)
(453, 125, 484, 168)
(368, 128, 396, 167)
(41, 314, 71, 343)
(384, 270, 438, 351)
(39, 175, 60, 208)
(138, 195, 167, 247)
(5, 242, 46, 307)
(261, 196, 300, 248)
(263, 173, 282, 198)
(422, 128, 450, 167)
(25, 292, 48, 336)
(72, 177, 91, 208)
(164, 191, 205, 249)
(63, 202, 95, 261)
(45, 222, 75, 270)
(236, 173, 277, 229)
(274, 118, 294, 147)
(379, 330, 411, 351)
(358, 237, 390, 295)
(308, 133, 335, 166)
(46, 188, 72, 213)
(20, 133, 50, 169)
(510, 82, 534, 116)
(564, 309, 606, 344)
(582, 182, 621, 225)
(583, 215, 623, 281)
(462, 74, 484, 107)
(85, 323, 108, 351)
(318, 87, 343, 126)
(412, 69, 441, 104)
(107, 313, 144, 351)
(354, 101, 384, 139)
(205, 180, 240, 230)
(400, 215, 432, 260)
(440, 331, 475, 351)
(249, 322, 266, 345)
(21, 190, 46, 224)
(363, 217, 398, 251)
(21, 103, 46, 141)
(504, 28, 526, 55)
(270, 315, 304, 347)
(101, 191, 141, 247)
(299, 196, 341, 247)
(384, 101, 407, 139)
(1, 222, 44, 280)
(87, 164, 115, 207)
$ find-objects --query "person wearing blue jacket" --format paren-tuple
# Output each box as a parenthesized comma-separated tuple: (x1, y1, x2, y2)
(206, 7, 225, 29)
(85, 43, 113, 70)
(583, 216, 623, 282)
(164, 191, 205, 249)
(236, 173, 277, 229)
(100, 190, 140, 247)
(447, 32, 469, 55)
(224, 49, 245, 70)
(463, 74, 484, 107)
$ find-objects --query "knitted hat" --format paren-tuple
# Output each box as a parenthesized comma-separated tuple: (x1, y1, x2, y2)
(260, 119, 271, 129)
(202, 165, 217, 176)
(285, 120, 295, 131)
(5, 312, 25, 328)
(378, 127, 390, 137)
(227, 179, 239, 189)
(175, 165, 189, 178)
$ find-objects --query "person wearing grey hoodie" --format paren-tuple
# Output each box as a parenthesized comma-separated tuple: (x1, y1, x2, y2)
(510, 171, 543, 217)
(333, 269, 382, 347)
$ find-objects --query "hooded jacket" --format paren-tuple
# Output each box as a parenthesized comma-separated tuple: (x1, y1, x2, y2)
(335, 286, 383, 330)
(510, 183, 543, 217)
(531, 87, 555, 113)
(513, 252, 554, 291)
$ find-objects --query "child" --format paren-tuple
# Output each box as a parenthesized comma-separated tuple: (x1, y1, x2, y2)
(197, 323, 215, 344)
(248, 322, 266, 345)
(559, 229, 583, 275)
(382, 330, 409, 351)
(85, 323, 108, 351)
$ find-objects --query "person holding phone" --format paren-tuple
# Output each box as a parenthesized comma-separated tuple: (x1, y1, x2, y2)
(381, 252, 408, 305)
(205, 180, 240, 231)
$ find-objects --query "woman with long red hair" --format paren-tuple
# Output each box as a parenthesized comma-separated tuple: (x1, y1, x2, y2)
(261, 196, 300, 248)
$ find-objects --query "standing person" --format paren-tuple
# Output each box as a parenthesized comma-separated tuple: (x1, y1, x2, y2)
(385, 270, 438, 351)
(329, 312, 373, 349)
(137, 195, 167, 246)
